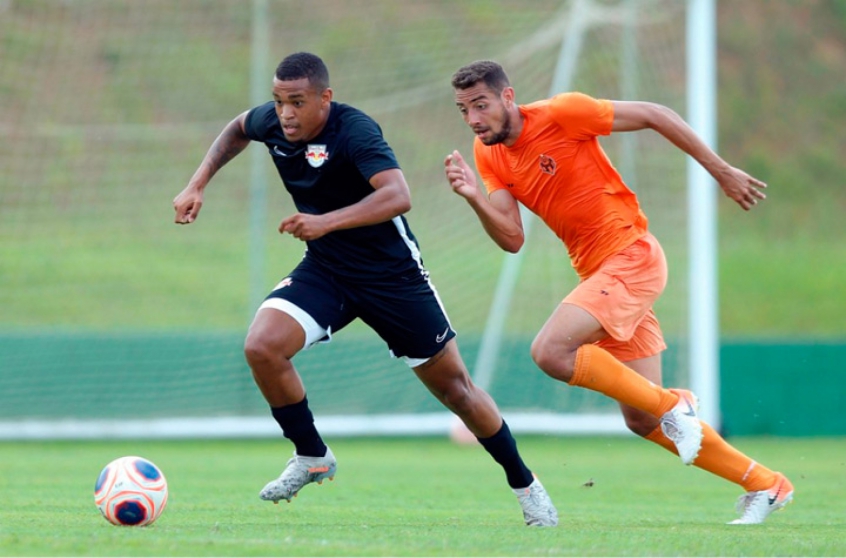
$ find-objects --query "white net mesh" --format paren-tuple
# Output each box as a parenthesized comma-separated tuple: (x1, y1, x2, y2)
(0, 0, 691, 437)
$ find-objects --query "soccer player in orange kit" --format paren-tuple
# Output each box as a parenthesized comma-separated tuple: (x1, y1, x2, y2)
(443, 60, 793, 525)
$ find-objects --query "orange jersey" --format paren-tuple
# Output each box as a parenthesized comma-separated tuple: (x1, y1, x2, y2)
(474, 92, 648, 278)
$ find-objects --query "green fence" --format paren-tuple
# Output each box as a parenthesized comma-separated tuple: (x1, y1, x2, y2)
(1, 333, 841, 436)
(720, 341, 845, 437)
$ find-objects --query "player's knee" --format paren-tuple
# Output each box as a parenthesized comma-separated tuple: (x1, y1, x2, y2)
(440, 382, 474, 415)
(530, 338, 575, 382)
(243, 338, 265, 368)
(243, 331, 277, 369)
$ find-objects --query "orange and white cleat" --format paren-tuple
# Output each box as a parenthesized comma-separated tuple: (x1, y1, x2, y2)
(259, 447, 337, 503)
(659, 388, 703, 465)
(729, 472, 794, 524)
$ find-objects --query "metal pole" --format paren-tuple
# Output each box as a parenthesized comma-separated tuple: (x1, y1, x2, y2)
(248, 0, 269, 319)
(686, 0, 720, 429)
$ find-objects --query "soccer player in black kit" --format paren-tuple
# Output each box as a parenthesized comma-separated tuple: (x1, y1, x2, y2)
(172, 52, 557, 526)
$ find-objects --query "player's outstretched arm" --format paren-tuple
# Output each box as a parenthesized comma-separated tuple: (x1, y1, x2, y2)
(173, 111, 251, 224)
(611, 101, 767, 211)
(444, 150, 524, 252)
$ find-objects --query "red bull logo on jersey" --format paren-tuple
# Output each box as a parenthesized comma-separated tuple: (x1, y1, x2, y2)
(306, 144, 328, 168)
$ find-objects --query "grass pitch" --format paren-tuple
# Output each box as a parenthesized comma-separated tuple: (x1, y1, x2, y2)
(0, 435, 843, 556)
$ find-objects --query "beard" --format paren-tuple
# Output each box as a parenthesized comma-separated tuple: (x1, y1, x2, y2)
(480, 106, 512, 146)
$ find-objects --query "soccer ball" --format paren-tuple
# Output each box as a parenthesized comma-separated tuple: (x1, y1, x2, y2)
(94, 455, 168, 526)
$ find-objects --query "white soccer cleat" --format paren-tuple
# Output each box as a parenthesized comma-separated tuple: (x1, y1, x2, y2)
(259, 447, 337, 503)
(729, 472, 794, 525)
(659, 388, 703, 465)
(514, 477, 558, 527)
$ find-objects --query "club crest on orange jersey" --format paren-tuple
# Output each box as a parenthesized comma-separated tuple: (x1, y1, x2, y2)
(539, 154, 557, 175)
(306, 144, 328, 168)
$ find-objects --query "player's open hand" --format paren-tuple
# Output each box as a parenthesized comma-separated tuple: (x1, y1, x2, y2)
(717, 166, 767, 211)
(444, 150, 480, 200)
(173, 186, 203, 224)
(280, 213, 330, 241)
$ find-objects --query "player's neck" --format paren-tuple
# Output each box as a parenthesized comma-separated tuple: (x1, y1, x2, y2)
(502, 107, 524, 148)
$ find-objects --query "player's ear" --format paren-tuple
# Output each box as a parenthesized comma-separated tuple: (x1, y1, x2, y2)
(321, 87, 333, 105)
(501, 86, 515, 107)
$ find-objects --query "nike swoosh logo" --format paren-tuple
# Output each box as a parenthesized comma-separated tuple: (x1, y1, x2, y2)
(681, 397, 696, 417)
(768, 481, 784, 506)
(273, 145, 291, 157)
(435, 327, 449, 343)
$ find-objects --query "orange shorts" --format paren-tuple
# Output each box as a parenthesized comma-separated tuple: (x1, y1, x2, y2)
(563, 233, 668, 362)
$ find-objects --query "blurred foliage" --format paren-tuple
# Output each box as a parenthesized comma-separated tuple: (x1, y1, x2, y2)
(0, 0, 843, 337)
(715, 1, 845, 336)
(718, 1, 845, 211)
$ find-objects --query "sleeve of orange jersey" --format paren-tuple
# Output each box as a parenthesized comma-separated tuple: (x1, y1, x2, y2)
(472, 137, 507, 195)
(548, 92, 614, 140)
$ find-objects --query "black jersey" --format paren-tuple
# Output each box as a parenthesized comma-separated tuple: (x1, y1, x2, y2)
(245, 101, 425, 281)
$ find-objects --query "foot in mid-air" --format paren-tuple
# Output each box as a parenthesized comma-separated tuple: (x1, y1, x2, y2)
(729, 472, 794, 525)
(514, 476, 558, 527)
(259, 447, 337, 503)
(659, 388, 703, 465)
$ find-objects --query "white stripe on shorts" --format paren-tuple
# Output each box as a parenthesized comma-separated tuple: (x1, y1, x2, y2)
(258, 298, 331, 350)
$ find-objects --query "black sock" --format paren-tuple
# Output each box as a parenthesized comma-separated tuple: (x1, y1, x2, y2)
(270, 396, 327, 458)
(476, 420, 534, 489)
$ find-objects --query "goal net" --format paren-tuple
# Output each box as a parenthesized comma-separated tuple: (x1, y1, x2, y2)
(0, 0, 694, 439)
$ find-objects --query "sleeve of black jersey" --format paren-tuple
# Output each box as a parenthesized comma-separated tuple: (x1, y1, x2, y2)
(345, 113, 401, 181)
(243, 102, 276, 142)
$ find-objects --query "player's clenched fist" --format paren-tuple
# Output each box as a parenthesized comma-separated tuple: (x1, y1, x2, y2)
(173, 186, 203, 224)
(444, 150, 479, 201)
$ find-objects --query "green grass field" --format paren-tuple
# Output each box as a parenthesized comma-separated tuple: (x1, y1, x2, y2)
(1, 436, 843, 556)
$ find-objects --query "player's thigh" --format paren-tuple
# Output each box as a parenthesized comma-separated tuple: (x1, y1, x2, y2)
(564, 234, 667, 343)
(625, 353, 662, 385)
(350, 272, 456, 365)
(245, 306, 307, 359)
(534, 302, 607, 355)
(596, 308, 667, 362)
(412, 339, 472, 395)
(252, 260, 355, 354)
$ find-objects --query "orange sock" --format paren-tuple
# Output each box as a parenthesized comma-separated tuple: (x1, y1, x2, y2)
(569, 344, 678, 417)
(644, 423, 778, 492)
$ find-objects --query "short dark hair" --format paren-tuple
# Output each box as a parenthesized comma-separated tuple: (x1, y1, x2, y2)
(451, 60, 510, 93)
(275, 52, 330, 91)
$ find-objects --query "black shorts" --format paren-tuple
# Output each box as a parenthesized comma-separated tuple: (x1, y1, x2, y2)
(261, 257, 456, 364)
